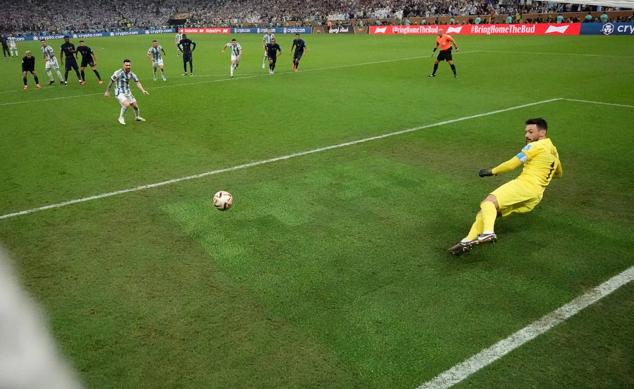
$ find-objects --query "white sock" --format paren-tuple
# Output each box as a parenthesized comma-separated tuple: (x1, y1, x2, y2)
(56, 70, 64, 81)
(230, 65, 234, 76)
(46, 70, 53, 81)
(119, 106, 127, 118)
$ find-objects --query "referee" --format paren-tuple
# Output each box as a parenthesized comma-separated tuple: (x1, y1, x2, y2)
(21, 51, 41, 90)
(429, 28, 459, 78)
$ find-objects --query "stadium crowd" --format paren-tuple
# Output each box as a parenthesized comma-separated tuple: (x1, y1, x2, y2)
(0, 0, 629, 34)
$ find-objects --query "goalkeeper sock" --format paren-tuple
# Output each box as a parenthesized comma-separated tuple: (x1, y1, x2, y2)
(450, 64, 457, 76)
(465, 212, 484, 242)
(432, 63, 438, 75)
(480, 201, 498, 234)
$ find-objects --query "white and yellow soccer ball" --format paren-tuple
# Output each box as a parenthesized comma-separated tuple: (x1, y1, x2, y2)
(212, 191, 233, 211)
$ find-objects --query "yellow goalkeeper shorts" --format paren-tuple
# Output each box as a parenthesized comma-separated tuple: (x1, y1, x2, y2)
(490, 179, 544, 217)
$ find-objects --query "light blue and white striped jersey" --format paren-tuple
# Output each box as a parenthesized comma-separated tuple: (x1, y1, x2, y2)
(175, 33, 182, 44)
(226, 42, 241, 56)
(41, 45, 55, 61)
(262, 33, 275, 44)
(147, 45, 163, 61)
(110, 69, 139, 95)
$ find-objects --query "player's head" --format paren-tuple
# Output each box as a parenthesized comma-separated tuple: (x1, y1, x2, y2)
(295, 33, 300, 37)
(437, 28, 444, 36)
(79, 40, 85, 46)
(123, 59, 131, 72)
(231, 38, 237, 45)
(25, 50, 32, 58)
(63, 36, 70, 42)
(271, 38, 276, 43)
(182, 34, 187, 39)
(524, 118, 548, 143)
(152, 39, 158, 47)
(40, 39, 47, 47)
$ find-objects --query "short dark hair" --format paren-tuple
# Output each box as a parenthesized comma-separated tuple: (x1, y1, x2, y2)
(231, 38, 236, 41)
(526, 118, 548, 131)
(79, 40, 84, 43)
(152, 39, 157, 42)
(123, 58, 131, 63)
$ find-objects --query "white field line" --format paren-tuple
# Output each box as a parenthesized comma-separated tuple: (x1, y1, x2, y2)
(476, 49, 634, 59)
(0, 97, 560, 221)
(0, 53, 476, 106)
(562, 98, 634, 109)
(418, 265, 634, 389)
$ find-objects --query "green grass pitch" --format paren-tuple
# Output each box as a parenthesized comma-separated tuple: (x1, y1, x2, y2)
(0, 33, 633, 388)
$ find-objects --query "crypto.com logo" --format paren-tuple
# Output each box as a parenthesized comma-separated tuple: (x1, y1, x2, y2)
(600, 23, 615, 35)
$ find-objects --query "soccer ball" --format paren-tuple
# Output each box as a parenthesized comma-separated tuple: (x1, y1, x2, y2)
(212, 191, 233, 211)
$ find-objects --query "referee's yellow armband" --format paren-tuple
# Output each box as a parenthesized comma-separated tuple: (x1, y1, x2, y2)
(491, 156, 522, 175)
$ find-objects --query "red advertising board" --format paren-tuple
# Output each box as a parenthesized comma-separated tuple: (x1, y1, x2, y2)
(178, 27, 231, 34)
(369, 24, 581, 35)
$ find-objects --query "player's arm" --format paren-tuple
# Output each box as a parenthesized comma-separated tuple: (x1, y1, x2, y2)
(136, 81, 149, 95)
(91, 50, 97, 64)
(451, 37, 459, 51)
(480, 144, 541, 177)
(221, 43, 227, 53)
(104, 77, 115, 96)
(177, 42, 183, 52)
(59, 48, 64, 64)
(161, 48, 166, 56)
(146, 49, 152, 62)
(431, 41, 439, 57)
(191, 41, 196, 52)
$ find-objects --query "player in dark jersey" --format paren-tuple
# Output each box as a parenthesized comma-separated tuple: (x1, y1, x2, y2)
(60, 36, 83, 85)
(265, 38, 282, 75)
(291, 33, 307, 72)
(21, 51, 41, 90)
(76, 40, 103, 84)
(177, 34, 196, 76)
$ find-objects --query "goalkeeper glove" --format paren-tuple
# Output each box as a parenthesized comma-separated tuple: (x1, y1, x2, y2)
(479, 169, 493, 177)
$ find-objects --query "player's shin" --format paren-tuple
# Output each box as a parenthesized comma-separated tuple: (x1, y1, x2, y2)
(450, 64, 457, 76)
(80, 70, 85, 81)
(465, 212, 484, 242)
(22, 76, 27, 86)
(93, 70, 101, 80)
(480, 201, 497, 234)
(432, 63, 439, 75)
(132, 106, 139, 118)
(46, 69, 53, 81)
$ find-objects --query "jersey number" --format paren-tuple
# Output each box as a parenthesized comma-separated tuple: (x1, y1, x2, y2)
(545, 161, 556, 180)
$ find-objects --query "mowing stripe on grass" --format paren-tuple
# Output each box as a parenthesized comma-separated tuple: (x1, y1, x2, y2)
(562, 98, 634, 109)
(0, 97, 560, 221)
(417, 265, 634, 389)
(0, 53, 477, 106)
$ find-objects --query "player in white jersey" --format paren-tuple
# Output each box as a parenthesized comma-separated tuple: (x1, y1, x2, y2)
(104, 59, 149, 125)
(147, 40, 166, 81)
(40, 39, 65, 85)
(222, 38, 242, 78)
(175, 33, 182, 55)
(261, 30, 275, 69)
(8, 35, 18, 57)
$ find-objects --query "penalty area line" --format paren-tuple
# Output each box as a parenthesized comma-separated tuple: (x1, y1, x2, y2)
(0, 97, 561, 221)
(417, 265, 634, 389)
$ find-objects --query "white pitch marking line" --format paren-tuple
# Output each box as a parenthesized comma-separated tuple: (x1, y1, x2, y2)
(418, 264, 634, 389)
(0, 53, 479, 106)
(562, 98, 634, 109)
(0, 97, 560, 221)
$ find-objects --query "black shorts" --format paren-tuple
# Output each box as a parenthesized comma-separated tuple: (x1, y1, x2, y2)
(437, 49, 453, 62)
(80, 58, 95, 67)
(65, 58, 79, 70)
(183, 53, 192, 62)
(22, 65, 35, 72)
(293, 51, 304, 61)
(268, 55, 277, 62)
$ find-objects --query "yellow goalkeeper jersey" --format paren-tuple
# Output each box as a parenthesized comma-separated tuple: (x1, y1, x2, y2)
(515, 138, 563, 188)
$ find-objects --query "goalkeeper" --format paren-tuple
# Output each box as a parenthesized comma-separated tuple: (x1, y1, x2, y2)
(449, 118, 563, 256)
